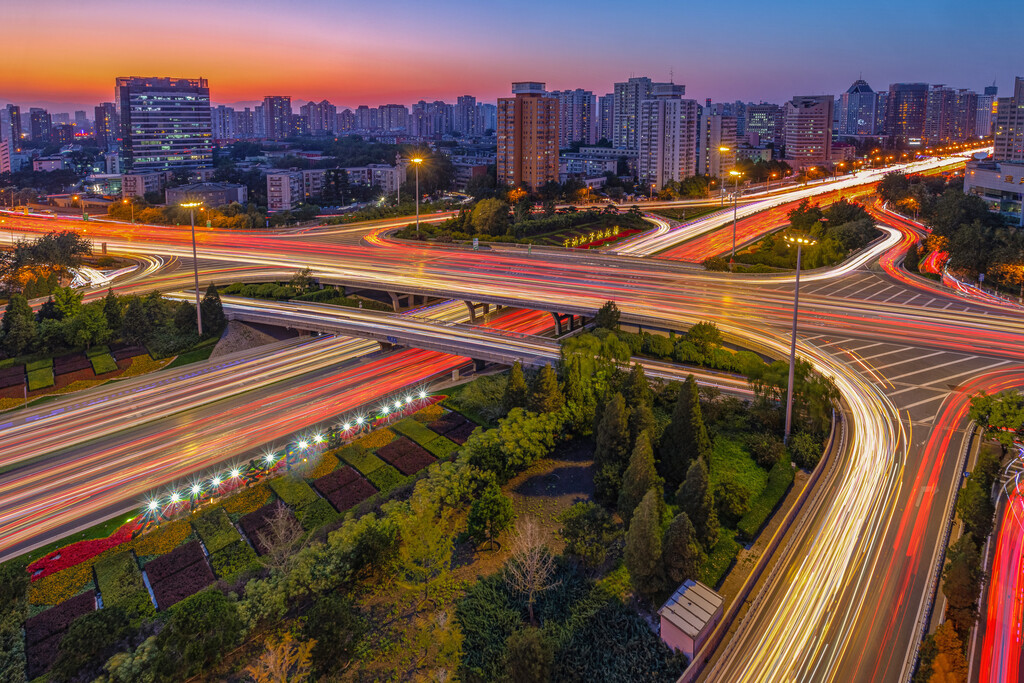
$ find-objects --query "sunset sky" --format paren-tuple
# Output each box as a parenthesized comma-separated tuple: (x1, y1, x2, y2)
(5, 0, 1022, 112)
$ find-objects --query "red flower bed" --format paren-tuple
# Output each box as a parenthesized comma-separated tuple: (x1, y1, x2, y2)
(28, 520, 141, 582)
(312, 466, 359, 497)
(239, 501, 293, 555)
(150, 559, 216, 610)
(444, 421, 478, 445)
(143, 541, 206, 584)
(427, 411, 471, 436)
(24, 590, 96, 678)
(326, 478, 377, 512)
(391, 450, 437, 476)
(377, 437, 433, 468)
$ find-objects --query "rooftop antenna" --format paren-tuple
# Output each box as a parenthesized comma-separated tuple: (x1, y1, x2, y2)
(669, 68, 674, 84)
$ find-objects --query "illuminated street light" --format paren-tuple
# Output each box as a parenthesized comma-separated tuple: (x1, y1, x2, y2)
(211, 477, 221, 487)
(180, 201, 204, 335)
(729, 170, 743, 266)
(170, 492, 180, 503)
(230, 468, 240, 478)
(419, 390, 427, 399)
(411, 157, 423, 234)
(122, 198, 134, 224)
(190, 484, 201, 495)
(313, 433, 324, 443)
(783, 234, 818, 442)
(356, 416, 365, 425)
(264, 453, 275, 464)
(342, 422, 351, 431)
(148, 500, 159, 511)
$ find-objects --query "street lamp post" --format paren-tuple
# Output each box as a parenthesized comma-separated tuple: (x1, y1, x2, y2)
(122, 198, 134, 224)
(72, 195, 85, 219)
(650, 182, 655, 201)
(783, 235, 817, 442)
(718, 146, 731, 205)
(767, 172, 778, 192)
(181, 201, 204, 336)
(411, 158, 423, 234)
(729, 170, 742, 265)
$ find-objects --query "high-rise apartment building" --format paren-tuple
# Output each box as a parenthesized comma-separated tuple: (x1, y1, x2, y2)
(697, 111, 737, 177)
(94, 102, 119, 149)
(924, 86, 978, 144)
(745, 103, 783, 149)
(53, 124, 74, 145)
(976, 85, 998, 138)
(885, 83, 929, 145)
(552, 89, 594, 148)
(454, 96, 477, 135)
(476, 103, 497, 133)
(783, 95, 834, 167)
(994, 77, 1024, 163)
(116, 76, 213, 172)
(29, 108, 52, 142)
(596, 93, 614, 144)
(262, 96, 292, 140)
(337, 109, 355, 133)
(212, 105, 235, 140)
(614, 77, 659, 150)
(3, 105, 22, 146)
(355, 105, 377, 132)
(377, 104, 409, 133)
(637, 84, 700, 190)
(301, 100, 336, 136)
(234, 108, 255, 139)
(496, 82, 559, 191)
(837, 80, 881, 136)
(0, 139, 12, 174)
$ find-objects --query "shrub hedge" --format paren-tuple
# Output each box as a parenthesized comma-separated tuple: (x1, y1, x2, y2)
(268, 475, 319, 508)
(736, 460, 795, 542)
(365, 465, 406, 494)
(89, 353, 119, 375)
(27, 367, 55, 390)
(296, 497, 340, 531)
(338, 445, 387, 475)
(391, 418, 441, 446)
(191, 508, 241, 555)
(26, 358, 52, 372)
(208, 540, 259, 582)
(93, 551, 153, 619)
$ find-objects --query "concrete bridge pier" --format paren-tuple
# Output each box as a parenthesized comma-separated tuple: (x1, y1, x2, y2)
(464, 300, 491, 323)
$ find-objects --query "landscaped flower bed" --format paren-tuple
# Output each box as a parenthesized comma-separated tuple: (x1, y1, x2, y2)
(128, 518, 193, 558)
(325, 478, 378, 512)
(222, 482, 273, 516)
(304, 451, 340, 479)
(209, 539, 259, 582)
(144, 541, 215, 610)
(191, 507, 242, 554)
(422, 435, 460, 459)
(27, 562, 94, 606)
(391, 417, 442, 446)
(312, 466, 360, 497)
(28, 520, 138, 581)
(365, 465, 406, 494)
(238, 502, 291, 555)
(445, 421, 478, 445)
(295, 497, 339, 531)
(268, 474, 319, 507)
(24, 590, 96, 679)
(94, 551, 153, 618)
(339, 444, 387, 475)
(355, 427, 396, 451)
(377, 437, 436, 475)
(427, 411, 473, 436)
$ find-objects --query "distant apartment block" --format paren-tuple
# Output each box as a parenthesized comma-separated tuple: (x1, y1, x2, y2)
(267, 170, 304, 211)
(638, 84, 699, 189)
(783, 95, 834, 167)
(94, 102, 119, 149)
(885, 83, 929, 145)
(496, 82, 560, 191)
(552, 88, 594, 148)
(122, 172, 168, 198)
(698, 112, 737, 177)
(994, 77, 1024, 163)
(263, 96, 292, 140)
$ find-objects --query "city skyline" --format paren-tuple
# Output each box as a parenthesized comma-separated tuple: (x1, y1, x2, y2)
(5, 0, 1022, 112)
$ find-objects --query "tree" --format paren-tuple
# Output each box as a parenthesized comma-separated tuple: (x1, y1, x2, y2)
(715, 478, 751, 525)
(471, 197, 510, 234)
(51, 606, 132, 682)
(528, 363, 563, 414)
(628, 401, 655, 452)
(301, 593, 364, 678)
(686, 321, 722, 360)
(152, 588, 244, 681)
(942, 534, 982, 638)
(559, 502, 617, 568)
(201, 283, 227, 337)
(398, 499, 454, 602)
(243, 632, 314, 683)
(1, 294, 37, 355)
(658, 375, 712, 491)
(467, 482, 515, 550)
(562, 354, 597, 434)
(103, 287, 122, 331)
(52, 285, 82, 318)
(505, 627, 555, 683)
(504, 361, 528, 412)
(64, 303, 110, 349)
(703, 256, 729, 271)
(624, 488, 664, 596)
(121, 296, 149, 345)
(593, 393, 631, 504)
(956, 476, 995, 540)
(663, 512, 703, 585)
(505, 517, 558, 626)
(618, 432, 661, 526)
(594, 300, 620, 331)
(624, 363, 652, 409)
(676, 459, 718, 549)
(254, 503, 307, 574)
(749, 431, 786, 469)
(929, 621, 968, 683)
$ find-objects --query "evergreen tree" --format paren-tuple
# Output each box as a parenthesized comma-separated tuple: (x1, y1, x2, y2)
(929, 621, 968, 682)
(562, 354, 596, 434)
(624, 488, 664, 596)
(942, 534, 982, 638)
(102, 288, 122, 332)
(593, 393, 631, 504)
(505, 628, 554, 683)
(628, 401, 655, 452)
(200, 283, 227, 337)
(594, 300, 620, 331)
(1, 294, 37, 356)
(617, 432, 661, 527)
(528, 363, 563, 414)
(624, 363, 652, 408)
(676, 459, 718, 549)
(658, 375, 712, 491)
(663, 512, 703, 585)
(467, 483, 515, 550)
(121, 297, 149, 346)
(504, 361, 529, 412)
(36, 297, 61, 322)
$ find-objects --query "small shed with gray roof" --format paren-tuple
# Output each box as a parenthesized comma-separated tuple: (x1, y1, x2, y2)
(658, 579, 724, 659)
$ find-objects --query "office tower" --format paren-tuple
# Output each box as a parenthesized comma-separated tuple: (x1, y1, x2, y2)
(976, 85, 997, 138)
(454, 95, 477, 135)
(994, 77, 1024, 162)
(234, 108, 255, 138)
(2, 105, 21, 145)
(94, 102, 119, 148)
(262, 96, 292, 140)
(496, 82, 559, 191)
(596, 93, 614, 143)
(638, 84, 700, 190)
(378, 104, 409, 133)
(476, 103, 497, 133)
(698, 111, 737, 177)
(731, 101, 748, 136)
(300, 100, 336, 136)
(838, 80, 880, 135)
(73, 110, 88, 133)
(212, 105, 235, 140)
(885, 83, 929, 145)
(29, 108, 52, 142)
(783, 95, 834, 166)
(746, 103, 783, 149)
(116, 76, 213, 171)
(614, 77, 659, 150)
(552, 88, 594, 148)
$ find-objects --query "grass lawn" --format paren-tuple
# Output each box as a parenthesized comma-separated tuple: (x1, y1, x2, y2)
(710, 436, 768, 497)
(165, 342, 216, 369)
(650, 206, 721, 222)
